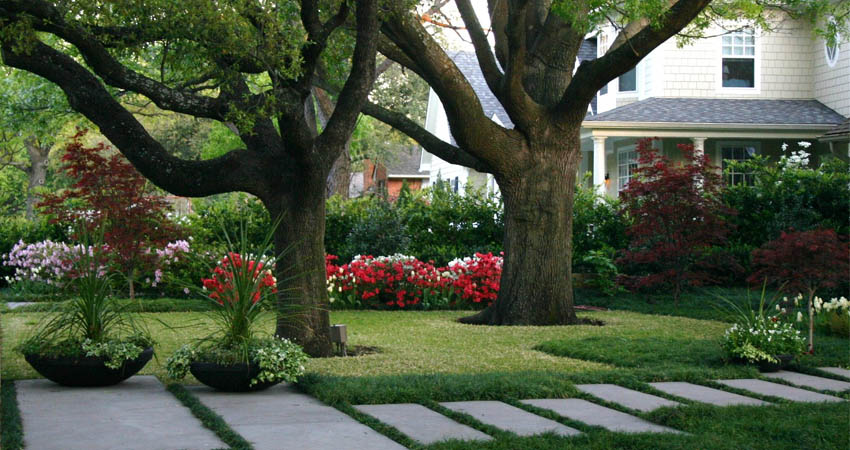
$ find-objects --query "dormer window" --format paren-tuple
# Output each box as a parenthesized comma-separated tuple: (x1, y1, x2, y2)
(619, 67, 637, 92)
(721, 28, 756, 88)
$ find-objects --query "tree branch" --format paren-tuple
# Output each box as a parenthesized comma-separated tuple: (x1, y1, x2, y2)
(455, 0, 504, 100)
(0, 39, 263, 198)
(361, 101, 492, 174)
(558, 0, 713, 115)
(316, 0, 379, 166)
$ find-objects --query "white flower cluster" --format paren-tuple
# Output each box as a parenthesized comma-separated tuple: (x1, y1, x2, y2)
(814, 296, 850, 315)
(779, 141, 811, 169)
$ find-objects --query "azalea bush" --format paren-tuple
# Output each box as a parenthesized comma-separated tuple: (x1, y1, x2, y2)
(3, 240, 83, 288)
(325, 252, 503, 310)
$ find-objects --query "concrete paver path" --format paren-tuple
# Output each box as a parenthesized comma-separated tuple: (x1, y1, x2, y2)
(761, 371, 850, 392)
(354, 403, 492, 445)
(649, 382, 769, 406)
(576, 384, 681, 412)
(440, 400, 581, 437)
(716, 379, 845, 403)
(818, 367, 850, 379)
(521, 399, 682, 434)
(16, 376, 224, 450)
(190, 384, 404, 450)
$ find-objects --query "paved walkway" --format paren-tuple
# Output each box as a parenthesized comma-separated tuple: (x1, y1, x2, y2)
(16, 376, 224, 450)
(9, 369, 848, 448)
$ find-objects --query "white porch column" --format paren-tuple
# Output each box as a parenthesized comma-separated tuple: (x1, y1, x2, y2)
(692, 137, 707, 159)
(592, 136, 607, 196)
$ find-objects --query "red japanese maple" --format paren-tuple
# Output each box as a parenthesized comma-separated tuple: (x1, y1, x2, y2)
(617, 138, 734, 304)
(748, 228, 849, 352)
(38, 129, 185, 297)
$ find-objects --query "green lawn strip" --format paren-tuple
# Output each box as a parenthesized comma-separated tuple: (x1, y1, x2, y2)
(6, 297, 213, 313)
(166, 383, 253, 450)
(1, 381, 24, 450)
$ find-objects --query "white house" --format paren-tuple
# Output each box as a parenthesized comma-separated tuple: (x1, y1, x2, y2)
(420, 15, 850, 197)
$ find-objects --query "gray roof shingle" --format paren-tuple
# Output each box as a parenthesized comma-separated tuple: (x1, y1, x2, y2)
(448, 38, 599, 133)
(820, 118, 849, 140)
(585, 97, 846, 125)
(384, 146, 428, 176)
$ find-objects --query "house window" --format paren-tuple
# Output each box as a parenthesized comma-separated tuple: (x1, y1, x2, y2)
(721, 144, 758, 186)
(722, 28, 755, 88)
(617, 147, 638, 191)
(619, 67, 637, 92)
(451, 176, 459, 193)
(825, 39, 840, 67)
(598, 33, 609, 96)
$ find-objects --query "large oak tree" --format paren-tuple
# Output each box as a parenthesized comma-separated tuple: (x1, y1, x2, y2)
(358, 0, 847, 325)
(0, 0, 379, 356)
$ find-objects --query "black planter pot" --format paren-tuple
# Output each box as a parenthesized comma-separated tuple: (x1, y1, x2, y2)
(757, 354, 794, 372)
(24, 347, 154, 387)
(189, 361, 279, 392)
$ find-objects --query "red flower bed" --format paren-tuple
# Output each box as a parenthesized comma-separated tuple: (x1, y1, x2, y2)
(326, 252, 503, 309)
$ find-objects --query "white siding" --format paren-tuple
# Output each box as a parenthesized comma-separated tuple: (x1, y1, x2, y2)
(659, 18, 815, 99)
(813, 38, 850, 117)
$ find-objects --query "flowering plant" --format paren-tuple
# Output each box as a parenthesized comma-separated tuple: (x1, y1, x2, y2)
(445, 252, 502, 307)
(166, 220, 307, 387)
(718, 286, 806, 365)
(16, 224, 153, 362)
(325, 252, 504, 309)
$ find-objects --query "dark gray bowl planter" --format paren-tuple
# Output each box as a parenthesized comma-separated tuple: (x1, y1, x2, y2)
(756, 354, 794, 372)
(24, 347, 154, 387)
(189, 361, 279, 392)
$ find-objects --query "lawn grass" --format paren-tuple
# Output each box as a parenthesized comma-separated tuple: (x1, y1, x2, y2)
(2, 306, 848, 449)
(1, 381, 23, 450)
(166, 384, 253, 450)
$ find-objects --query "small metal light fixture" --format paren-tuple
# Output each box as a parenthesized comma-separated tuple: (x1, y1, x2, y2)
(329, 324, 348, 356)
(604, 173, 611, 187)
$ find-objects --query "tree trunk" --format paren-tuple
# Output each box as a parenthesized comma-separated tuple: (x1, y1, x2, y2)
(460, 133, 582, 325)
(326, 149, 351, 199)
(264, 170, 333, 357)
(23, 137, 49, 221)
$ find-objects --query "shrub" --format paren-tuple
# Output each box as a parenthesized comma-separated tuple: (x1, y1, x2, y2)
(748, 229, 849, 352)
(344, 201, 410, 260)
(398, 184, 503, 266)
(444, 252, 502, 308)
(325, 254, 443, 309)
(571, 181, 628, 272)
(0, 216, 66, 290)
(618, 139, 735, 304)
(723, 149, 850, 250)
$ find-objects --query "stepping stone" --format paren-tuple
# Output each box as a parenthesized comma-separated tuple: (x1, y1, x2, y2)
(761, 371, 850, 392)
(16, 376, 224, 450)
(354, 403, 492, 445)
(575, 384, 681, 412)
(818, 367, 850, 380)
(716, 379, 845, 403)
(521, 399, 681, 434)
(440, 400, 580, 437)
(191, 384, 404, 450)
(649, 382, 769, 406)
(6, 301, 34, 309)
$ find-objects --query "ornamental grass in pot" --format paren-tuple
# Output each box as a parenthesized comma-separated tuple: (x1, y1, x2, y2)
(717, 285, 806, 372)
(166, 222, 307, 392)
(17, 226, 154, 387)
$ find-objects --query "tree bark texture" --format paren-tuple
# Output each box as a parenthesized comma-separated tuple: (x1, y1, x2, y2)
(23, 137, 49, 221)
(460, 130, 582, 325)
(264, 168, 333, 356)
